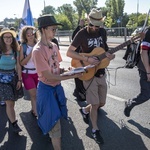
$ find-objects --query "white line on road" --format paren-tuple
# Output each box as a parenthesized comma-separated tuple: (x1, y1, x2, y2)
(64, 80, 126, 102)
(107, 94, 126, 102)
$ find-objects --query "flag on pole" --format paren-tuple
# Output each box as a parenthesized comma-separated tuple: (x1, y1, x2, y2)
(20, 0, 34, 28)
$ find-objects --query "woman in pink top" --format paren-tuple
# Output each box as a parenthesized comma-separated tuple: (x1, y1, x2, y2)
(19, 26, 40, 117)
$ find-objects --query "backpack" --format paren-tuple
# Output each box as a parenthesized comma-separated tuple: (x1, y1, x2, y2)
(123, 41, 141, 68)
(21, 43, 27, 58)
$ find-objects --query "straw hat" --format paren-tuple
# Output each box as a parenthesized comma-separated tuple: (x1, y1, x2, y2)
(88, 8, 105, 26)
(0, 27, 16, 38)
(38, 14, 63, 29)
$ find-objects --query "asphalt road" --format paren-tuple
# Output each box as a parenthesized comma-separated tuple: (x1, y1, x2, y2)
(0, 43, 149, 150)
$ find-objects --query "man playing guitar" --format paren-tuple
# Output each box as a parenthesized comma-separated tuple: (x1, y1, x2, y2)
(67, 8, 115, 144)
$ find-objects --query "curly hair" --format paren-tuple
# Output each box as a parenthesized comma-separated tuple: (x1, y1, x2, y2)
(20, 26, 40, 44)
(0, 33, 19, 53)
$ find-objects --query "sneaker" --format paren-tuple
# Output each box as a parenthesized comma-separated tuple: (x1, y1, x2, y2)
(12, 121, 22, 133)
(79, 108, 89, 124)
(0, 101, 6, 106)
(92, 130, 104, 144)
(124, 99, 135, 117)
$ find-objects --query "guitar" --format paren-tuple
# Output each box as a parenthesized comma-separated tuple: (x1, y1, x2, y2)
(71, 34, 143, 81)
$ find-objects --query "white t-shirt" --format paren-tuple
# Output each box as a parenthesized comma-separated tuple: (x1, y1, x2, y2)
(22, 45, 37, 74)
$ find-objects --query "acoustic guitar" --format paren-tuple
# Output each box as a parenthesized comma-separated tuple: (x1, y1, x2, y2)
(71, 34, 143, 81)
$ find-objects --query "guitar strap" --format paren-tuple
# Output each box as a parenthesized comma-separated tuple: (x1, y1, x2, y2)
(99, 28, 109, 51)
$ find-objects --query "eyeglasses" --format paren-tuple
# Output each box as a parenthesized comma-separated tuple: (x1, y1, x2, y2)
(3, 36, 13, 39)
(46, 27, 58, 32)
(89, 23, 99, 29)
(26, 33, 34, 37)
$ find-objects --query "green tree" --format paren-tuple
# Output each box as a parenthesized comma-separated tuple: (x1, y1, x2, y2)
(105, 0, 125, 27)
(42, 5, 56, 15)
(126, 13, 150, 29)
(55, 14, 72, 30)
(73, 0, 98, 20)
(73, 0, 83, 19)
(57, 4, 75, 29)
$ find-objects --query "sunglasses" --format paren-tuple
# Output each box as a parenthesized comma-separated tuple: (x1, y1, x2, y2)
(26, 33, 34, 37)
(46, 27, 58, 32)
(89, 23, 99, 28)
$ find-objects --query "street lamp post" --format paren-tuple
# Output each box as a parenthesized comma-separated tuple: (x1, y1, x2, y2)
(117, 19, 121, 36)
(137, 0, 139, 27)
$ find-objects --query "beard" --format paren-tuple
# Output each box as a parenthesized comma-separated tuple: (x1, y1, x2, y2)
(88, 27, 99, 35)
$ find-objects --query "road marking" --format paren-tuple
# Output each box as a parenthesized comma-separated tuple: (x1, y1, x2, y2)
(64, 81, 126, 102)
(107, 94, 126, 102)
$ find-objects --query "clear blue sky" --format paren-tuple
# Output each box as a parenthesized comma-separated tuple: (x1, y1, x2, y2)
(0, 0, 149, 21)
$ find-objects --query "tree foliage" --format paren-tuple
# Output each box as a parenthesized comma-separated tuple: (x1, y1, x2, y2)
(42, 5, 56, 15)
(3, 0, 150, 30)
(57, 4, 75, 29)
(55, 14, 72, 30)
(73, 0, 98, 19)
(105, 0, 125, 27)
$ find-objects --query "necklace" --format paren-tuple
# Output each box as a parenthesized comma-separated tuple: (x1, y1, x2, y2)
(40, 40, 53, 49)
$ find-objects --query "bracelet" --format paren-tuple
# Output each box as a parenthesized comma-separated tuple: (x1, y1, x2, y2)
(18, 80, 22, 82)
(147, 73, 150, 74)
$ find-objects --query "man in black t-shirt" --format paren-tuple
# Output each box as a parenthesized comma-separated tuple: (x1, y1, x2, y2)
(67, 8, 115, 144)
(124, 27, 150, 117)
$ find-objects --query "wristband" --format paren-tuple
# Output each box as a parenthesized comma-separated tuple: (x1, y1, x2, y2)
(18, 80, 22, 82)
(147, 73, 150, 74)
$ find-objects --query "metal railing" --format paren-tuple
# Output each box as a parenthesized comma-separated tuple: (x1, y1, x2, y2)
(55, 27, 130, 44)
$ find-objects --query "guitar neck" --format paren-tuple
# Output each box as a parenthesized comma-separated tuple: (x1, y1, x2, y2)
(109, 40, 132, 54)
(97, 40, 132, 60)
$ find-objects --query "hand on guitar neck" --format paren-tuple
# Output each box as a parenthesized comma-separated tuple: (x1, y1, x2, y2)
(105, 52, 115, 60)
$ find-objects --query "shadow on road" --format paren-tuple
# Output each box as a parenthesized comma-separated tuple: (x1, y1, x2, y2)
(20, 111, 53, 150)
(0, 106, 27, 150)
(61, 117, 85, 150)
(128, 119, 150, 139)
(85, 109, 148, 150)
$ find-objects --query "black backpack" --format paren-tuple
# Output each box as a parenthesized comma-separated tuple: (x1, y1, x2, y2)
(123, 41, 141, 68)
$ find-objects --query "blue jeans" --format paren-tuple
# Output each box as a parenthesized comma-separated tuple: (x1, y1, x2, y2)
(132, 69, 150, 105)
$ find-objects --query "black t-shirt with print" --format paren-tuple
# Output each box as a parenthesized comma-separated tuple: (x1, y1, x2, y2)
(71, 27, 108, 75)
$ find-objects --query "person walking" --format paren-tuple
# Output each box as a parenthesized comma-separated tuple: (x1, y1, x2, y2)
(0, 28, 22, 133)
(124, 27, 150, 117)
(72, 19, 86, 101)
(67, 8, 115, 144)
(19, 26, 40, 117)
(0, 27, 6, 106)
(32, 14, 82, 150)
